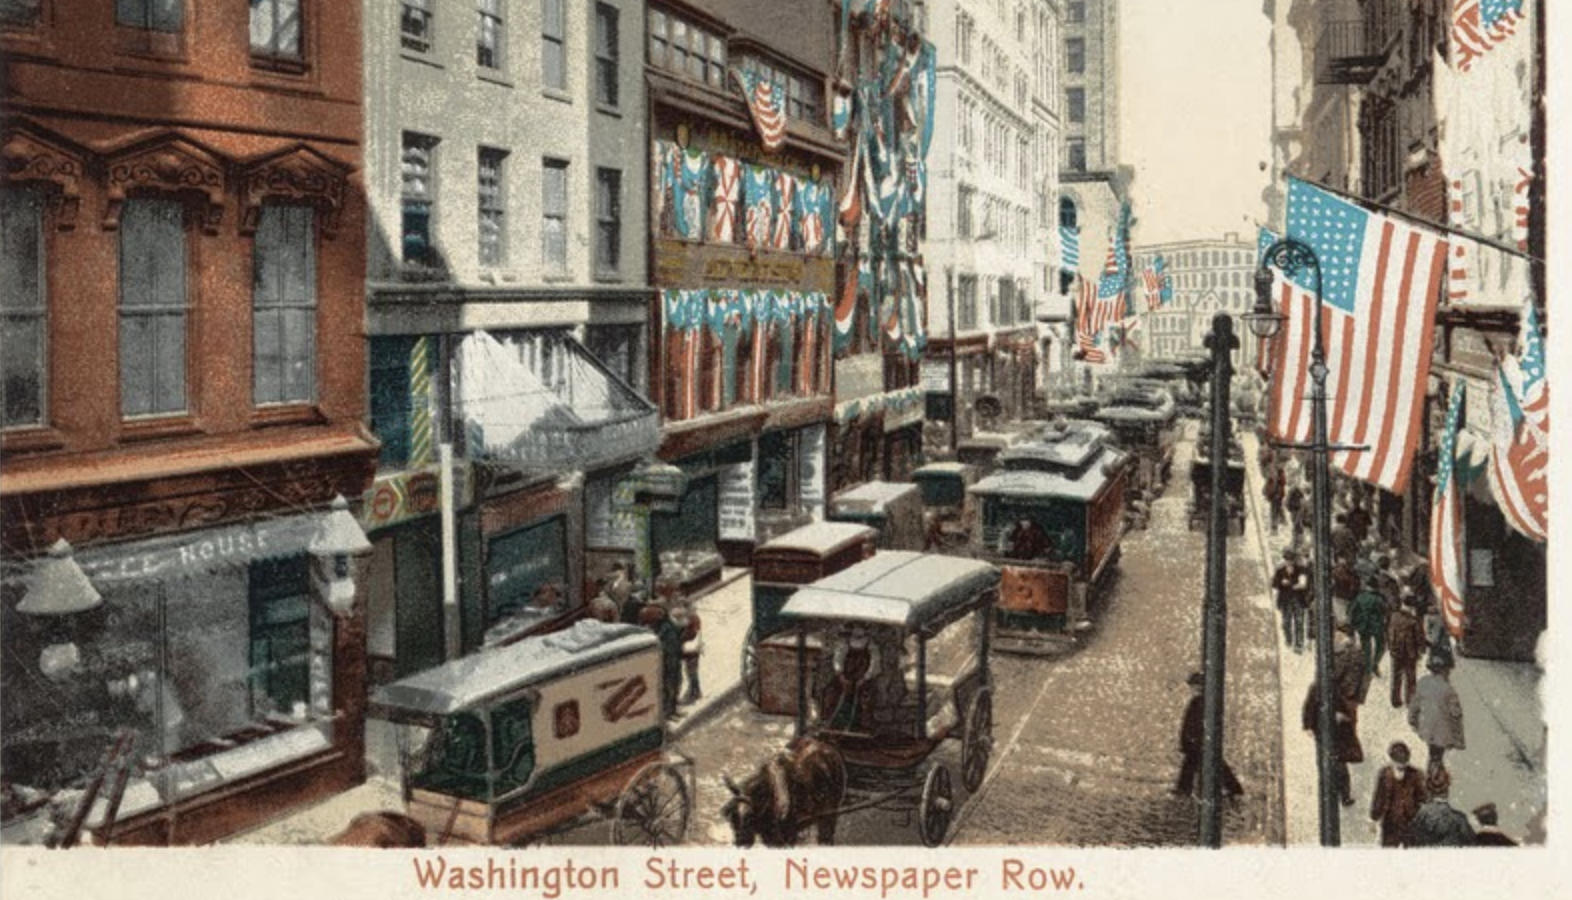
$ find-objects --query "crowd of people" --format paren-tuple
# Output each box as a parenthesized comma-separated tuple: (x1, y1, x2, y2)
(587, 562, 704, 719)
(1260, 442, 1517, 847)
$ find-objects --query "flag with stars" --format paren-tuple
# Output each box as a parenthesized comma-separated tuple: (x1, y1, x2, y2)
(1452, 0, 1525, 73)
(1487, 299, 1548, 541)
(1060, 224, 1080, 276)
(1430, 379, 1468, 639)
(1263, 179, 1448, 494)
(1075, 274, 1118, 364)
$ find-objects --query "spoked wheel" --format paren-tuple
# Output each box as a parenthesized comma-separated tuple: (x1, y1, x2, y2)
(919, 765, 954, 848)
(960, 689, 994, 792)
(741, 626, 762, 706)
(612, 762, 690, 847)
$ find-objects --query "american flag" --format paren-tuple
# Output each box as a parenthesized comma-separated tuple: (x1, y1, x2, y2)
(1060, 224, 1080, 276)
(730, 68, 787, 151)
(1075, 274, 1123, 365)
(1262, 179, 1448, 493)
(1430, 379, 1468, 638)
(1141, 256, 1171, 312)
(1452, 0, 1525, 73)
(1487, 299, 1548, 541)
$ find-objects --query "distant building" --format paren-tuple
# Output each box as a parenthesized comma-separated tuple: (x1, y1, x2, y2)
(925, 0, 1064, 443)
(1132, 234, 1259, 368)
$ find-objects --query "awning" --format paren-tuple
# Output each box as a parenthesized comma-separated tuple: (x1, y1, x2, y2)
(454, 330, 660, 472)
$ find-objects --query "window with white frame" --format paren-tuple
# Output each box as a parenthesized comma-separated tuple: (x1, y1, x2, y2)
(595, 167, 621, 274)
(648, 7, 727, 88)
(542, 158, 568, 272)
(478, 147, 508, 268)
(250, 0, 303, 65)
(478, 0, 505, 70)
(401, 0, 432, 53)
(595, 3, 620, 107)
(958, 185, 974, 238)
(1, 188, 45, 429)
(119, 198, 187, 417)
(1067, 87, 1085, 124)
(1066, 37, 1085, 74)
(542, 0, 566, 90)
(253, 205, 317, 405)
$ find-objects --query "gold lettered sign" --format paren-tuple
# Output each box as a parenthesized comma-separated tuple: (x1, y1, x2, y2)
(655, 238, 835, 292)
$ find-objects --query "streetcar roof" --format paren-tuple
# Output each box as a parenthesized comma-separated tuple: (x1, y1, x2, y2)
(831, 480, 920, 510)
(779, 552, 999, 628)
(369, 620, 658, 716)
(912, 462, 972, 477)
(970, 447, 1126, 502)
(999, 420, 1111, 471)
(757, 521, 879, 554)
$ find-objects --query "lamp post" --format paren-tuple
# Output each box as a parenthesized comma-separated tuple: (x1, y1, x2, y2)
(1246, 238, 1350, 847)
(1198, 312, 1237, 847)
(947, 266, 960, 453)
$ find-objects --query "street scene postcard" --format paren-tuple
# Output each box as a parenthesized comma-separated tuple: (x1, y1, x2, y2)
(0, 1, 1562, 898)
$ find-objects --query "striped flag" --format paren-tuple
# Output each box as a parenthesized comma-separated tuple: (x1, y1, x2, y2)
(1430, 379, 1468, 639)
(1074, 275, 1121, 365)
(1452, 0, 1524, 73)
(1487, 299, 1548, 541)
(1059, 224, 1080, 276)
(1262, 179, 1447, 493)
(730, 68, 787, 151)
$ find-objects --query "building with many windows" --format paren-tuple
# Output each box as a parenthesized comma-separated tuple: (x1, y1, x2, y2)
(359, 0, 657, 686)
(1, 0, 378, 843)
(925, 0, 1062, 445)
(1132, 234, 1260, 368)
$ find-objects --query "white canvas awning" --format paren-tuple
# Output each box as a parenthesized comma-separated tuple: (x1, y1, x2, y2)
(453, 330, 659, 472)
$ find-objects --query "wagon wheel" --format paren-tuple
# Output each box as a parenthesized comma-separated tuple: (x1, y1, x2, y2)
(612, 762, 690, 847)
(918, 765, 954, 848)
(741, 626, 762, 706)
(960, 690, 994, 792)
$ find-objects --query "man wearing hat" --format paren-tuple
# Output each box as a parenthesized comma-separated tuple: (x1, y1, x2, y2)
(1272, 549, 1311, 653)
(1332, 620, 1369, 707)
(1369, 741, 1427, 846)
(1408, 653, 1465, 774)
(1348, 571, 1389, 677)
(1172, 671, 1244, 800)
(1404, 768, 1475, 846)
(1386, 588, 1428, 708)
(1472, 802, 1518, 846)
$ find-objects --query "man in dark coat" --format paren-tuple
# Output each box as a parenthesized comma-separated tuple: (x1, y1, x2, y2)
(1285, 482, 1308, 545)
(1263, 465, 1286, 533)
(1369, 741, 1427, 846)
(1386, 590, 1428, 708)
(1405, 768, 1475, 846)
(1272, 549, 1311, 652)
(1303, 680, 1362, 806)
(1348, 574, 1388, 676)
(1172, 671, 1243, 799)
(1472, 803, 1518, 846)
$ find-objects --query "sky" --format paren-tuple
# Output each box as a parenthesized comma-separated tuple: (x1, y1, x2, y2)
(1119, 0, 1274, 246)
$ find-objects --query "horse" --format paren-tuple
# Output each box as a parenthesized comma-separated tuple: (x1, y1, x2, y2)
(329, 811, 428, 847)
(720, 737, 846, 847)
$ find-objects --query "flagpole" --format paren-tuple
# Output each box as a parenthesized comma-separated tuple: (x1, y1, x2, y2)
(1294, 176, 1543, 265)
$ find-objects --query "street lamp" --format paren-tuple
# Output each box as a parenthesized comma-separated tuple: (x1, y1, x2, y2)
(1198, 312, 1237, 847)
(1246, 238, 1347, 847)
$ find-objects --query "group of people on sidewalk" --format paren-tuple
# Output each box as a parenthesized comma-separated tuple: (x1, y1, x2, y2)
(1260, 446, 1521, 847)
(587, 562, 704, 718)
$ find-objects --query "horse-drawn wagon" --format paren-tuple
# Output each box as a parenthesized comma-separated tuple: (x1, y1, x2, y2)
(368, 620, 692, 846)
(721, 552, 998, 848)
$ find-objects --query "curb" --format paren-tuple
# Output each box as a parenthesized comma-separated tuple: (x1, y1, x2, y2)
(668, 682, 745, 742)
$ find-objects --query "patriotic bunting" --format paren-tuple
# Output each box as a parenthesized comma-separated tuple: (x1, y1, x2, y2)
(1487, 299, 1548, 541)
(709, 154, 741, 244)
(1430, 379, 1468, 638)
(729, 67, 787, 152)
(1452, 0, 1525, 73)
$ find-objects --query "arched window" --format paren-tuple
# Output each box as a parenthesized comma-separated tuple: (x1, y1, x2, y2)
(1058, 195, 1077, 229)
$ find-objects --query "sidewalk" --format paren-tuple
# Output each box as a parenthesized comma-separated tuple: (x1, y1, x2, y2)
(229, 571, 754, 845)
(1240, 431, 1547, 846)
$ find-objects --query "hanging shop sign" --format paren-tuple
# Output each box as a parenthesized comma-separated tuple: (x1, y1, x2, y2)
(361, 464, 472, 532)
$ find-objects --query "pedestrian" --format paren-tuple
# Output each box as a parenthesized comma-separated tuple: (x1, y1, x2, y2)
(1330, 514, 1358, 561)
(1404, 768, 1475, 847)
(1386, 589, 1427, 708)
(1348, 572, 1388, 677)
(1408, 655, 1465, 774)
(670, 596, 704, 705)
(1332, 620, 1369, 706)
(1369, 741, 1428, 847)
(1347, 496, 1373, 545)
(1263, 465, 1286, 533)
(1330, 552, 1360, 606)
(1471, 802, 1518, 846)
(1425, 601, 1457, 672)
(1302, 679, 1362, 807)
(1171, 671, 1244, 800)
(1272, 549, 1310, 652)
(1285, 482, 1307, 546)
(640, 586, 685, 719)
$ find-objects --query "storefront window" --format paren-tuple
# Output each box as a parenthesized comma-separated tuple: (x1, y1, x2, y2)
(757, 430, 799, 510)
(486, 517, 568, 625)
(1, 553, 334, 811)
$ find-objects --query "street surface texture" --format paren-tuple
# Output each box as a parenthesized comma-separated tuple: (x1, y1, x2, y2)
(530, 424, 1288, 848)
